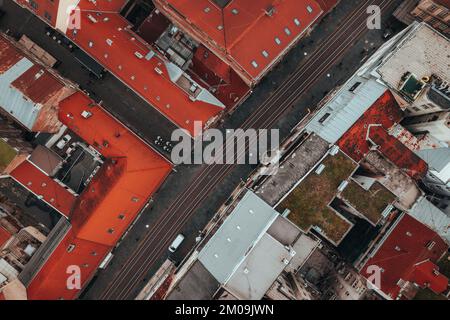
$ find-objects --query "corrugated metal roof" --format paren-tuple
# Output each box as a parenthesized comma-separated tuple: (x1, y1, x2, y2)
(408, 197, 450, 244)
(415, 147, 450, 172)
(0, 57, 39, 130)
(198, 190, 279, 283)
(305, 77, 387, 144)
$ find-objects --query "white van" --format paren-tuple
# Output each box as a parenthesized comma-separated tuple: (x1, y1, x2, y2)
(169, 234, 185, 253)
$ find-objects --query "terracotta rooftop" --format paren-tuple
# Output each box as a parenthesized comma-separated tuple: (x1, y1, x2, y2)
(24, 92, 172, 299)
(66, 11, 224, 135)
(14, 0, 226, 136)
(154, 0, 323, 84)
(10, 160, 77, 217)
(361, 214, 449, 299)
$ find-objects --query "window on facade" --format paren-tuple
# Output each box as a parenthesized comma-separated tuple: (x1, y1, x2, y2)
(44, 11, 52, 21)
(29, 0, 38, 9)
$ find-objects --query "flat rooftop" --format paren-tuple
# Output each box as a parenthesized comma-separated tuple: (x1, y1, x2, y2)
(256, 134, 330, 206)
(376, 23, 450, 93)
(277, 151, 357, 245)
(361, 151, 421, 210)
(166, 260, 220, 300)
(340, 180, 396, 226)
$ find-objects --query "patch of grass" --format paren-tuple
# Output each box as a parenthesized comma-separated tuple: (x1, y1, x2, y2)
(279, 152, 357, 244)
(0, 139, 17, 171)
(341, 181, 396, 225)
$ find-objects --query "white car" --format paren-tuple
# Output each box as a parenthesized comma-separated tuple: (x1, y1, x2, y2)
(56, 134, 72, 150)
(169, 234, 185, 253)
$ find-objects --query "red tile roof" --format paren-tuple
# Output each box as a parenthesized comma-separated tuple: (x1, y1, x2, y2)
(316, 0, 340, 13)
(338, 91, 428, 180)
(10, 160, 77, 217)
(154, 0, 323, 84)
(14, 0, 226, 136)
(0, 226, 11, 248)
(66, 11, 223, 136)
(59, 93, 173, 245)
(361, 214, 449, 299)
(411, 260, 448, 294)
(26, 92, 172, 299)
(27, 229, 111, 300)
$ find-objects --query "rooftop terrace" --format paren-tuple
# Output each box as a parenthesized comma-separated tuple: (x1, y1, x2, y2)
(277, 151, 357, 245)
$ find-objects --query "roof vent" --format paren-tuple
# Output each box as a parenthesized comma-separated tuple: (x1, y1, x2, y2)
(315, 164, 326, 175)
(232, 8, 239, 15)
(265, 5, 275, 17)
(106, 38, 113, 46)
(337, 180, 349, 192)
(87, 14, 98, 23)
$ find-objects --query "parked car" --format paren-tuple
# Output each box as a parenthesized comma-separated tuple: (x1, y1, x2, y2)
(169, 234, 185, 253)
(56, 134, 72, 150)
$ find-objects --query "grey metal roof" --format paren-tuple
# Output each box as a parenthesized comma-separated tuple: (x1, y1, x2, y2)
(198, 190, 279, 283)
(224, 233, 292, 300)
(0, 57, 39, 130)
(415, 147, 450, 172)
(408, 197, 450, 244)
(305, 77, 387, 144)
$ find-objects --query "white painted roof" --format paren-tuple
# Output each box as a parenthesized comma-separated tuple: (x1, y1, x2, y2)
(198, 191, 279, 283)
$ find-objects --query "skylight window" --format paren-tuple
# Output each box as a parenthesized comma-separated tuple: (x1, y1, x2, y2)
(251, 60, 259, 68)
(275, 37, 281, 45)
(262, 50, 269, 58)
(307, 5, 313, 13)
(294, 18, 300, 26)
(284, 27, 291, 36)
